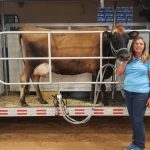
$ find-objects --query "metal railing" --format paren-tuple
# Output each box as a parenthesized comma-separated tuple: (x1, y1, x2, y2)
(5, 22, 150, 30)
(0, 29, 149, 86)
(0, 30, 115, 85)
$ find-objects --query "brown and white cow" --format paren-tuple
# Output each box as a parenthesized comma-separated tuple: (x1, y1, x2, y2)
(19, 24, 139, 106)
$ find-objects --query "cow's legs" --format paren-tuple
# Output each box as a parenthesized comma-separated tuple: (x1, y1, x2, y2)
(31, 76, 48, 104)
(101, 84, 109, 106)
(90, 74, 97, 101)
(20, 65, 33, 107)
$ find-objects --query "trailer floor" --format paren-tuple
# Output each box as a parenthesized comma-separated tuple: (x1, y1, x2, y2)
(0, 117, 149, 150)
(0, 91, 125, 107)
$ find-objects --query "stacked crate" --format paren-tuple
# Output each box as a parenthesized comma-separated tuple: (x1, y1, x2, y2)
(116, 7, 133, 23)
(97, 7, 133, 28)
(97, 7, 113, 23)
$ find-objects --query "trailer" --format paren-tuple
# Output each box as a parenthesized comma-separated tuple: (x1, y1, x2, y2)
(0, 0, 150, 124)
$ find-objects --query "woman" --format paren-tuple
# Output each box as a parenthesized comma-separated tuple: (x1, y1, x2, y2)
(116, 36, 150, 150)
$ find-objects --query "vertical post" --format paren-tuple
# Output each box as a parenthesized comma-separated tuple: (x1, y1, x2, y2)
(113, 0, 118, 28)
(100, 31, 103, 82)
(48, 33, 52, 84)
(100, 0, 104, 8)
(1, 1, 9, 95)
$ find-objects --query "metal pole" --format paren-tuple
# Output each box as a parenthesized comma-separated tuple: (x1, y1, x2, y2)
(1, 1, 9, 95)
(100, 0, 104, 8)
(113, 0, 118, 28)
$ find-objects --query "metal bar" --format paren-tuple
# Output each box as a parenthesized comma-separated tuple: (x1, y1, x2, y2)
(100, 0, 104, 8)
(1, 30, 150, 34)
(47, 33, 52, 83)
(1, 1, 5, 32)
(113, 0, 118, 28)
(100, 31, 103, 83)
(1, 31, 105, 34)
(0, 57, 116, 60)
(5, 22, 150, 29)
(0, 80, 120, 85)
(1, 1, 9, 95)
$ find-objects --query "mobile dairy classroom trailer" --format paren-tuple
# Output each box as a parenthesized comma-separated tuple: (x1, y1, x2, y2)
(0, 0, 150, 124)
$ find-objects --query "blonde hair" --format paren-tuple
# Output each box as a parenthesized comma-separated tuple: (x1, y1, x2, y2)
(129, 36, 149, 63)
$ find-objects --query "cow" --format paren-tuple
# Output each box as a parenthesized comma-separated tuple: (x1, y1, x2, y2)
(19, 24, 139, 107)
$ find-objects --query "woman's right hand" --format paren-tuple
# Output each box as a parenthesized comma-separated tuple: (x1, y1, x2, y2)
(146, 98, 150, 108)
(116, 52, 132, 77)
(116, 61, 128, 76)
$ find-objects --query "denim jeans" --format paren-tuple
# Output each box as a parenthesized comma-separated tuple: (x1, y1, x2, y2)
(124, 90, 149, 149)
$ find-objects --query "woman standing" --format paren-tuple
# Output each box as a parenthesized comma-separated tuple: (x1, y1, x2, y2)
(116, 36, 150, 150)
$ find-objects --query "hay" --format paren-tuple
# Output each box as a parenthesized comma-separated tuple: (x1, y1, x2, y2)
(0, 91, 125, 108)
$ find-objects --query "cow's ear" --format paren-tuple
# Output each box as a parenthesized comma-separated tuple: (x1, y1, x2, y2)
(128, 31, 139, 39)
(103, 31, 112, 38)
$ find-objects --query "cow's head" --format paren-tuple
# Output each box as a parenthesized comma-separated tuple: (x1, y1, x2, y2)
(103, 25, 139, 61)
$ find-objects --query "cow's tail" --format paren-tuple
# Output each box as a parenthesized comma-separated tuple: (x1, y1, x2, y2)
(19, 33, 24, 60)
(19, 33, 26, 65)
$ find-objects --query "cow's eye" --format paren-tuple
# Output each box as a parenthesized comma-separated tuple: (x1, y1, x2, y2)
(113, 37, 118, 42)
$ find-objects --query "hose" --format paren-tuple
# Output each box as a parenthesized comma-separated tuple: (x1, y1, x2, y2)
(54, 63, 116, 124)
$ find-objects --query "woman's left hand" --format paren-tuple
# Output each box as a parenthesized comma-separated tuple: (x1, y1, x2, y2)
(146, 98, 150, 108)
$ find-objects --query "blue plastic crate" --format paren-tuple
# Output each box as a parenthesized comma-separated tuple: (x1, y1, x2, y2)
(116, 17, 126, 23)
(97, 17, 106, 22)
(105, 13, 113, 17)
(127, 16, 133, 22)
(106, 17, 113, 22)
(116, 13, 125, 17)
(97, 7, 113, 13)
(97, 6, 133, 24)
(97, 13, 105, 17)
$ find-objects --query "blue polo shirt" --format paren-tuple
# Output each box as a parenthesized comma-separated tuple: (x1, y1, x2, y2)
(124, 57, 150, 93)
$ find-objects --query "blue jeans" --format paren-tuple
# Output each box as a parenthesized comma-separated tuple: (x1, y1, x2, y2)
(124, 90, 149, 149)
